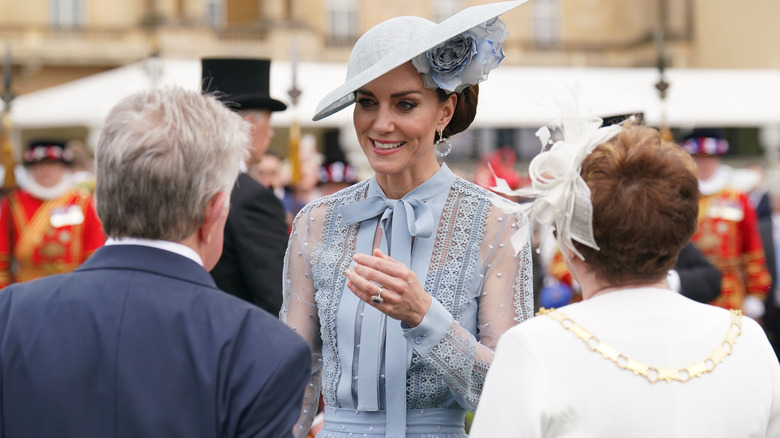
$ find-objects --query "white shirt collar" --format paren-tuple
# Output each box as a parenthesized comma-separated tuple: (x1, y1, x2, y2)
(104, 237, 203, 266)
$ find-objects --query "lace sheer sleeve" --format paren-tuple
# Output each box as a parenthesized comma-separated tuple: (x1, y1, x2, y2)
(280, 204, 326, 438)
(405, 198, 534, 411)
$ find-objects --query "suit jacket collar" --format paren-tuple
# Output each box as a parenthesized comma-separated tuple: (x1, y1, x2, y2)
(77, 245, 218, 288)
(237, 172, 264, 188)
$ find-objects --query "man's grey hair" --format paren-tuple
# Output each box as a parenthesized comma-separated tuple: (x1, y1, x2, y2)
(95, 86, 250, 241)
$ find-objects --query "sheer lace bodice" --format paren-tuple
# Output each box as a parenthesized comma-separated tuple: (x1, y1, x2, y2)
(281, 166, 534, 437)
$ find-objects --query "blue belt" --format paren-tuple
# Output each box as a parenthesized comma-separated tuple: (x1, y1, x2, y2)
(321, 407, 466, 436)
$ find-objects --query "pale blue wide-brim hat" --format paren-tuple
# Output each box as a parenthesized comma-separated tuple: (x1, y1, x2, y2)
(313, 0, 526, 121)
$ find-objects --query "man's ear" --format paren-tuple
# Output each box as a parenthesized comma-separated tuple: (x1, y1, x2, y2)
(200, 192, 228, 244)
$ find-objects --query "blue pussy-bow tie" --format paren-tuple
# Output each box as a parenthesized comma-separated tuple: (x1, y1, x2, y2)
(338, 192, 435, 438)
(340, 195, 435, 242)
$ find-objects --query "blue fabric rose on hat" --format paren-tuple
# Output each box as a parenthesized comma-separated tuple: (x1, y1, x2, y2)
(412, 17, 508, 93)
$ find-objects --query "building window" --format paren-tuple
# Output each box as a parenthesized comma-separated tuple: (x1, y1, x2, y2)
(533, 0, 560, 48)
(327, 0, 357, 43)
(432, 0, 461, 23)
(204, 0, 225, 27)
(50, 0, 85, 28)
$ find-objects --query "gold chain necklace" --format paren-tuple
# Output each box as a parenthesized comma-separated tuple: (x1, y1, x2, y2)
(538, 307, 743, 383)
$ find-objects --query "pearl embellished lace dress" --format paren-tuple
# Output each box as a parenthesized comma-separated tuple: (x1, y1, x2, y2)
(281, 165, 534, 438)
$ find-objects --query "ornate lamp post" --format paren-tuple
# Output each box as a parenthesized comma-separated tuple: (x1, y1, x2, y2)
(654, 0, 673, 141)
(288, 41, 302, 184)
(1, 42, 18, 192)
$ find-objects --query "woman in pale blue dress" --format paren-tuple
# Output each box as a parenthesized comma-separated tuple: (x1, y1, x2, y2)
(281, 2, 533, 437)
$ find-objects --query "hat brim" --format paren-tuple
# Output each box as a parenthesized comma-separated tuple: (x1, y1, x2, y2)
(313, 0, 526, 121)
(221, 93, 288, 112)
(23, 158, 72, 166)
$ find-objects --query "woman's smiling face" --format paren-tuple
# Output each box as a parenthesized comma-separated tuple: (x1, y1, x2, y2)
(353, 62, 455, 181)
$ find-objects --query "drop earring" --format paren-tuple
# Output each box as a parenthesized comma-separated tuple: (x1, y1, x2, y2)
(434, 129, 452, 158)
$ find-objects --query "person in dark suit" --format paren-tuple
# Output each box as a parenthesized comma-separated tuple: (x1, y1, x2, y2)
(0, 87, 311, 437)
(669, 241, 722, 303)
(201, 58, 290, 316)
(759, 180, 780, 360)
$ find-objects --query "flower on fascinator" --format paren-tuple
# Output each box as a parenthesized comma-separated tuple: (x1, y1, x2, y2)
(490, 116, 622, 262)
(412, 17, 508, 93)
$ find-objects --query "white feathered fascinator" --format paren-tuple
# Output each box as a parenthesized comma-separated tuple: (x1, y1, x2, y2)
(490, 86, 624, 261)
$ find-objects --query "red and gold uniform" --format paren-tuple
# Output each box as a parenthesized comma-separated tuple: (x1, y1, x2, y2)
(0, 187, 105, 288)
(693, 187, 771, 310)
(681, 129, 771, 312)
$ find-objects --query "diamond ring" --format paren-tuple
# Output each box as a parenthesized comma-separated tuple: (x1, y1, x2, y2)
(371, 285, 384, 304)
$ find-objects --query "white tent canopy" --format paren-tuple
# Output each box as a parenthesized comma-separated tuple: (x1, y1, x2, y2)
(479, 66, 780, 129)
(10, 59, 353, 132)
(11, 58, 780, 136)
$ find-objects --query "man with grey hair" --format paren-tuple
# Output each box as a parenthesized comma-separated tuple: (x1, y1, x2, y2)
(0, 86, 311, 437)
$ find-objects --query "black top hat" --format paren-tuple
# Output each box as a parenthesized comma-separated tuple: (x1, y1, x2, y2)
(201, 58, 287, 112)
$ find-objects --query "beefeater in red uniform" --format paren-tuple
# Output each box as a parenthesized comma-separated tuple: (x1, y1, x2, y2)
(0, 140, 105, 288)
(683, 129, 771, 319)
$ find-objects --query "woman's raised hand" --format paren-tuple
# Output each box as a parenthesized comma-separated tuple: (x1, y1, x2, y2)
(345, 248, 432, 327)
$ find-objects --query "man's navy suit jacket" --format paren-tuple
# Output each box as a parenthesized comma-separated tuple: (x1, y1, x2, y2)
(0, 244, 311, 438)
